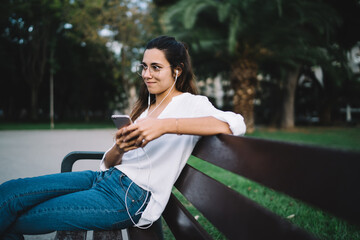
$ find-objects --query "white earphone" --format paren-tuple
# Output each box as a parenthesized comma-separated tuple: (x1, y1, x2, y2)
(147, 70, 179, 108)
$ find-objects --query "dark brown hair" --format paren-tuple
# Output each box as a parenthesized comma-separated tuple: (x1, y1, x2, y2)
(130, 36, 198, 121)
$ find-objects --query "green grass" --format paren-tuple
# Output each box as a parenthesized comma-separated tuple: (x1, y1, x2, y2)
(247, 126, 360, 152)
(185, 157, 360, 240)
(165, 126, 360, 240)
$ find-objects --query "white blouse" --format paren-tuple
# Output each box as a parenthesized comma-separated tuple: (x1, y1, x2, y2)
(100, 92, 246, 226)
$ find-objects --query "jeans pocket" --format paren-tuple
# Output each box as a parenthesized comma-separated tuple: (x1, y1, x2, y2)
(119, 174, 148, 206)
(119, 174, 134, 201)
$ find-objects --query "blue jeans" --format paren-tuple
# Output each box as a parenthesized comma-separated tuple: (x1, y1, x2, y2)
(0, 168, 150, 239)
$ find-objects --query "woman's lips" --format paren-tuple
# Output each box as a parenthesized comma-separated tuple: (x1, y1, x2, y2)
(145, 81, 156, 86)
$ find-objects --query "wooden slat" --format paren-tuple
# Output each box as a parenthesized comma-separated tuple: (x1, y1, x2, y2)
(174, 164, 317, 240)
(127, 227, 161, 240)
(127, 219, 164, 240)
(162, 194, 213, 240)
(55, 231, 87, 240)
(93, 230, 123, 240)
(192, 135, 360, 225)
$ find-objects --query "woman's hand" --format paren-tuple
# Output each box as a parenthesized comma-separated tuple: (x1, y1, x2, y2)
(123, 118, 166, 148)
(104, 125, 138, 169)
(104, 118, 165, 168)
(114, 126, 139, 152)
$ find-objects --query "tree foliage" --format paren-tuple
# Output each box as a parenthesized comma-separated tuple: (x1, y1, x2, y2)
(163, 0, 358, 130)
(0, 0, 65, 120)
(0, 0, 158, 122)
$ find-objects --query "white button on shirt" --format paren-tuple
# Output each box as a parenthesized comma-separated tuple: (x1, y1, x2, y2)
(100, 92, 246, 226)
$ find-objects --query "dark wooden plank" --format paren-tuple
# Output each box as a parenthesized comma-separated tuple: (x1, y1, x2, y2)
(174, 164, 317, 240)
(192, 135, 360, 225)
(162, 194, 213, 240)
(127, 228, 160, 240)
(127, 219, 164, 240)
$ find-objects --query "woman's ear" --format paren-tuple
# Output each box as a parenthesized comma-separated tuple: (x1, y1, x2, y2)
(174, 67, 182, 78)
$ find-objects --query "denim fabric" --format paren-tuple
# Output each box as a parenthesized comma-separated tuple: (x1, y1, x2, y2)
(0, 168, 150, 239)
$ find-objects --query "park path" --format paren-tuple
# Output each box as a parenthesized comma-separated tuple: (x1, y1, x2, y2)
(0, 129, 116, 239)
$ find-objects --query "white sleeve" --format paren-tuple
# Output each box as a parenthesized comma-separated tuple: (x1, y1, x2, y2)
(193, 95, 246, 136)
(99, 144, 114, 171)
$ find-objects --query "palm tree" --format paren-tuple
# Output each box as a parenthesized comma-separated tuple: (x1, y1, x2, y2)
(163, 0, 340, 131)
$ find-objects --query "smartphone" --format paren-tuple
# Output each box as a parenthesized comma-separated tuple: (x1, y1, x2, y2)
(111, 114, 132, 129)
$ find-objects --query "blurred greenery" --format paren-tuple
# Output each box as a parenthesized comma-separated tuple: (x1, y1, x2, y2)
(162, 0, 360, 131)
(0, 0, 160, 122)
(0, 0, 359, 131)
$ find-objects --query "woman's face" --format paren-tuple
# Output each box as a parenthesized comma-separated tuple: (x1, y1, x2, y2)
(141, 48, 175, 95)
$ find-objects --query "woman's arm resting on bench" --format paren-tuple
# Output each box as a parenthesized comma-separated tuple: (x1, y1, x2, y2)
(124, 116, 232, 148)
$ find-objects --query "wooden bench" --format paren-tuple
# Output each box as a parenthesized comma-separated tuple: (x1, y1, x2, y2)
(55, 134, 360, 240)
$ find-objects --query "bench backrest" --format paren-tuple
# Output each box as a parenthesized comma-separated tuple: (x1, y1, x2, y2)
(162, 134, 360, 240)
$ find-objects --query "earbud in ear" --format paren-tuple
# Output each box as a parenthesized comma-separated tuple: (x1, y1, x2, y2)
(175, 70, 179, 77)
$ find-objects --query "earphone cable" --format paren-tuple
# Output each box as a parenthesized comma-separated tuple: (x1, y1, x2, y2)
(146, 74, 178, 117)
(124, 73, 178, 229)
(124, 147, 153, 229)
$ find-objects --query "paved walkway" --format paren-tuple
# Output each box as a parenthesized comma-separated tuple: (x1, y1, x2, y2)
(0, 129, 116, 239)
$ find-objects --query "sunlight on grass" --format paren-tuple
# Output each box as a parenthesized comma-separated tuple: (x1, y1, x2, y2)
(247, 127, 360, 152)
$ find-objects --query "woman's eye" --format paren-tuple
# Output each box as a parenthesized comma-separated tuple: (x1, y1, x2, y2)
(152, 65, 161, 71)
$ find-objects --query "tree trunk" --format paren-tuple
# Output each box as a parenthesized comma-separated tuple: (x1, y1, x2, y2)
(319, 101, 332, 125)
(280, 66, 300, 129)
(318, 72, 334, 125)
(19, 21, 51, 121)
(231, 59, 258, 133)
(30, 85, 39, 121)
(120, 46, 132, 115)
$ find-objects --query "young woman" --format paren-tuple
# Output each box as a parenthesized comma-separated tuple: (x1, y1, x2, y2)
(0, 36, 246, 239)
